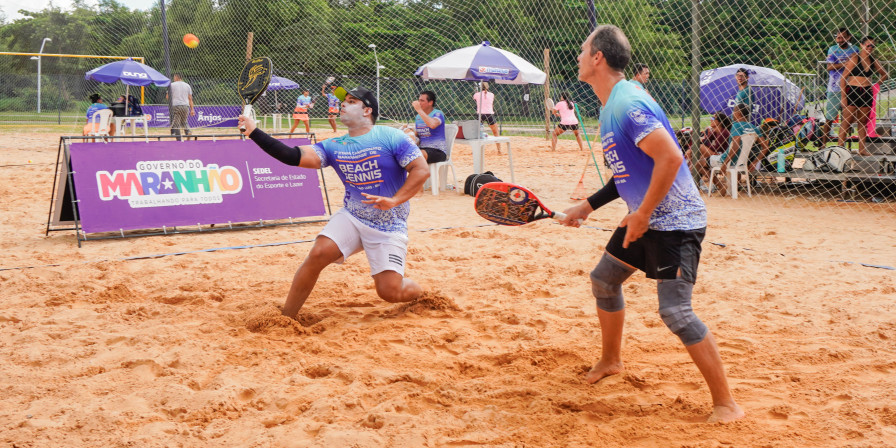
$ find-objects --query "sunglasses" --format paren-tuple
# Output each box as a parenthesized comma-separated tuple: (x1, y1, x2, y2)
(866, 44, 875, 49)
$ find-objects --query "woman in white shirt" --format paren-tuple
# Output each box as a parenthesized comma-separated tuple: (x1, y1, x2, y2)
(551, 92, 585, 151)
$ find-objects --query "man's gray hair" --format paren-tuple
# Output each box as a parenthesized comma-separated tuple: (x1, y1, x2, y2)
(589, 25, 631, 71)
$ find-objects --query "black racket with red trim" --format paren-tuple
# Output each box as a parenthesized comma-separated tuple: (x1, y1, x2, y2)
(474, 182, 568, 226)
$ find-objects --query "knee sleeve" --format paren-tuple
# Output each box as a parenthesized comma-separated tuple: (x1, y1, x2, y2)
(590, 254, 634, 312)
(657, 279, 708, 346)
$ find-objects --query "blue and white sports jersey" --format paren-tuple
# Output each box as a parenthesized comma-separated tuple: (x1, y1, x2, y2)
(826, 44, 859, 93)
(85, 102, 109, 120)
(415, 109, 446, 152)
(313, 126, 423, 234)
(600, 80, 706, 231)
(296, 95, 312, 108)
(327, 93, 340, 109)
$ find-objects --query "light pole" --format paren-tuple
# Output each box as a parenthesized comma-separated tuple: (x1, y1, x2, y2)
(368, 44, 381, 104)
(34, 37, 52, 114)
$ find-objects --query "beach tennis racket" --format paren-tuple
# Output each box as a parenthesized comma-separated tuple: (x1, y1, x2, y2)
(237, 56, 272, 131)
(545, 98, 555, 110)
(474, 182, 567, 226)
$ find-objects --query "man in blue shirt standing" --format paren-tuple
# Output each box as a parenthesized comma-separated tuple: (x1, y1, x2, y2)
(238, 86, 429, 319)
(560, 25, 743, 423)
(412, 90, 447, 163)
(733, 67, 752, 111)
(819, 28, 858, 147)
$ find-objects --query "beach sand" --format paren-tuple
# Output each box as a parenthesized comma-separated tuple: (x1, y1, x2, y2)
(1, 128, 895, 447)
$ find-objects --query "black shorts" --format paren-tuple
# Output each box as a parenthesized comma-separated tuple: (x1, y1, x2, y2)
(558, 124, 579, 131)
(845, 85, 874, 108)
(480, 114, 497, 126)
(421, 147, 447, 163)
(605, 226, 705, 283)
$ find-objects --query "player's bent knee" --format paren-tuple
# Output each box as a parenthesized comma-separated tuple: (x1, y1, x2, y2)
(590, 254, 634, 312)
(657, 279, 708, 345)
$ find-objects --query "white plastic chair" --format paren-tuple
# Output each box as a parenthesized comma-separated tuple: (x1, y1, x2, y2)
(87, 109, 114, 139)
(429, 124, 459, 196)
(709, 131, 758, 199)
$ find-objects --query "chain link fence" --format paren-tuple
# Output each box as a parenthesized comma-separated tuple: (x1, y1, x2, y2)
(1, 0, 894, 207)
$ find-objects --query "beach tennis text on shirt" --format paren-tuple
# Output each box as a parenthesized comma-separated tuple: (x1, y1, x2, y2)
(94, 159, 247, 208)
(335, 147, 384, 189)
(601, 131, 628, 184)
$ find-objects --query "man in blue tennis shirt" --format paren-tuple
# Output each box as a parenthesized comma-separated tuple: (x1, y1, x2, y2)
(560, 25, 743, 423)
(238, 86, 429, 319)
(819, 28, 858, 146)
(412, 90, 448, 163)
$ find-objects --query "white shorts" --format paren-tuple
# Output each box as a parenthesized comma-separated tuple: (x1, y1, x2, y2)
(318, 209, 409, 276)
(709, 155, 724, 168)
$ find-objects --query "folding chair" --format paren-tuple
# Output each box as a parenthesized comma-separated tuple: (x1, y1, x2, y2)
(709, 131, 758, 199)
(86, 109, 114, 142)
(429, 124, 459, 196)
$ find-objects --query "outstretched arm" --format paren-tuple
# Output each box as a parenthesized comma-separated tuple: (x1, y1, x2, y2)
(239, 115, 322, 169)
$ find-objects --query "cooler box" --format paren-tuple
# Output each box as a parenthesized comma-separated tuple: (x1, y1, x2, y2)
(456, 120, 481, 139)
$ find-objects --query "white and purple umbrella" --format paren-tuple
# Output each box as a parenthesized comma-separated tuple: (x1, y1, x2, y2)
(699, 64, 804, 122)
(414, 41, 546, 84)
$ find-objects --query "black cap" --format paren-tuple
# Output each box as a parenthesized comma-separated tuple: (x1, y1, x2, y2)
(335, 86, 378, 120)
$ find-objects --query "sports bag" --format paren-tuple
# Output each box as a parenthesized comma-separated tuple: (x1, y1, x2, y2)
(802, 146, 856, 173)
(464, 171, 502, 196)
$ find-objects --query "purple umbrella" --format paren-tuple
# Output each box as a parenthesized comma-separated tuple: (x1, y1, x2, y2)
(85, 58, 170, 87)
(700, 64, 804, 122)
(85, 58, 170, 116)
(267, 76, 299, 91)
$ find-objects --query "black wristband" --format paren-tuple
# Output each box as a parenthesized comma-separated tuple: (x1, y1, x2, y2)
(586, 180, 620, 210)
(248, 128, 302, 166)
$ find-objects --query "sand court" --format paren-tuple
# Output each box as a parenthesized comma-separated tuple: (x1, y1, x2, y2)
(1, 129, 895, 446)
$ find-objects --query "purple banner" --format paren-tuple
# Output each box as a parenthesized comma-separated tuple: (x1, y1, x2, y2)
(142, 105, 241, 128)
(69, 139, 326, 234)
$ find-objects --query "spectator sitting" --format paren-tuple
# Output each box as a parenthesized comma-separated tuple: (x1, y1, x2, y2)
(412, 90, 448, 164)
(708, 104, 761, 195)
(695, 112, 731, 183)
(82, 93, 115, 136)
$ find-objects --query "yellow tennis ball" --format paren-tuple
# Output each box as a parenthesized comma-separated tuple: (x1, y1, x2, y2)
(183, 34, 199, 49)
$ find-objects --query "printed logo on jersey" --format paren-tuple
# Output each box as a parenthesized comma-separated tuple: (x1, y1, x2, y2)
(627, 107, 648, 125)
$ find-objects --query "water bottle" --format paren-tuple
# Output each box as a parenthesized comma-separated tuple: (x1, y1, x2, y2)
(777, 148, 786, 173)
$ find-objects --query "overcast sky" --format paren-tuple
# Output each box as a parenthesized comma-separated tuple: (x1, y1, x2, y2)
(4, 0, 158, 21)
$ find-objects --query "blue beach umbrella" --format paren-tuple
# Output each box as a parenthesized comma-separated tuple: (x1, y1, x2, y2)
(85, 58, 170, 116)
(267, 76, 300, 91)
(85, 58, 170, 87)
(699, 64, 804, 123)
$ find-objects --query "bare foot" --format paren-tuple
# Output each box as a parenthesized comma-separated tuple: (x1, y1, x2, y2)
(584, 359, 623, 384)
(707, 403, 745, 423)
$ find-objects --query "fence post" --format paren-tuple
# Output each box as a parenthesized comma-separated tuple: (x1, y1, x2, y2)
(688, 0, 703, 172)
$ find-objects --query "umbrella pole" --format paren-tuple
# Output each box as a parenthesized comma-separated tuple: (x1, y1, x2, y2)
(477, 83, 482, 138)
(125, 84, 130, 116)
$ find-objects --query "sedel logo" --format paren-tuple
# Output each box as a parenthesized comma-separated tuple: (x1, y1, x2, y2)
(123, 71, 149, 79)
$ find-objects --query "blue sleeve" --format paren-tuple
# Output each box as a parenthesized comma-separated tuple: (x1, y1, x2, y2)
(312, 142, 331, 168)
(826, 47, 836, 62)
(433, 110, 445, 125)
(620, 99, 664, 145)
(387, 127, 423, 168)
